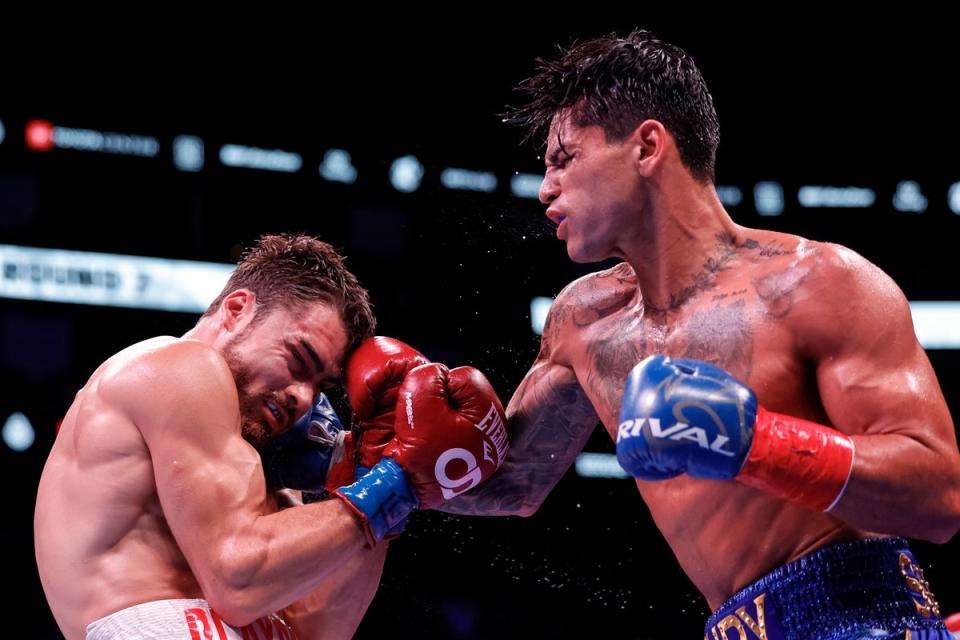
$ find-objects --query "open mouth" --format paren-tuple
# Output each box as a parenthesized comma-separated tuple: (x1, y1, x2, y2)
(265, 399, 283, 431)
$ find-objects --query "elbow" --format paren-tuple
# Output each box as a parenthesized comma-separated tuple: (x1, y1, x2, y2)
(202, 575, 259, 626)
(924, 518, 960, 545)
(205, 584, 264, 628)
(203, 543, 270, 626)
(515, 504, 539, 518)
(914, 482, 960, 544)
(514, 494, 546, 518)
(932, 486, 960, 544)
(926, 528, 958, 545)
(206, 597, 260, 628)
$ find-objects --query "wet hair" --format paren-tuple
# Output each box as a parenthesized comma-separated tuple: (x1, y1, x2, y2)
(203, 233, 375, 353)
(507, 29, 720, 183)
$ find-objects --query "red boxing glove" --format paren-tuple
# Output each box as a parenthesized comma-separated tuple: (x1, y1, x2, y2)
(322, 432, 359, 491)
(383, 363, 509, 510)
(345, 336, 430, 473)
(944, 611, 960, 635)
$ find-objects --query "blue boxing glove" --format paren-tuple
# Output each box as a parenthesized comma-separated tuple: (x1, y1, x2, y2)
(616, 355, 857, 512)
(258, 393, 356, 493)
(336, 458, 419, 546)
(615, 355, 757, 480)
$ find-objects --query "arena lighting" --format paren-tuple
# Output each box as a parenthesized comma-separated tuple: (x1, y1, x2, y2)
(797, 186, 876, 208)
(715, 185, 743, 207)
(440, 168, 497, 193)
(754, 181, 785, 216)
(319, 149, 358, 184)
(531, 296, 960, 350)
(948, 182, 960, 215)
(511, 173, 543, 199)
(25, 119, 54, 150)
(173, 135, 205, 172)
(892, 181, 927, 213)
(0, 245, 234, 313)
(909, 302, 960, 349)
(2, 412, 35, 452)
(389, 155, 424, 193)
(24, 120, 159, 157)
(219, 144, 302, 172)
(575, 452, 629, 479)
(529, 296, 553, 335)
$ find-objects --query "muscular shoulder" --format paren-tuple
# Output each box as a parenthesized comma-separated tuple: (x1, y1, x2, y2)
(100, 338, 233, 395)
(782, 241, 912, 357)
(98, 338, 239, 435)
(553, 262, 636, 321)
(541, 262, 637, 360)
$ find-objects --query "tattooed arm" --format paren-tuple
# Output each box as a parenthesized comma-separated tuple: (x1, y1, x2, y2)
(440, 293, 600, 517)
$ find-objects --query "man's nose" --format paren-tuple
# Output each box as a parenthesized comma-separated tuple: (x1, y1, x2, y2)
(539, 172, 559, 205)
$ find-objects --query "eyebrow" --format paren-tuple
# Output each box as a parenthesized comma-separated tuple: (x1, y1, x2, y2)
(293, 340, 339, 388)
(546, 133, 570, 165)
(300, 339, 325, 375)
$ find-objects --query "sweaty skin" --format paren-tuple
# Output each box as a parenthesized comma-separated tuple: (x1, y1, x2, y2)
(442, 118, 960, 609)
(35, 296, 384, 640)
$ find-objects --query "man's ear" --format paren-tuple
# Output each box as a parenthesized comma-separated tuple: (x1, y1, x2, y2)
(631, 119, 669, 177)
(220, 289, 257, 332)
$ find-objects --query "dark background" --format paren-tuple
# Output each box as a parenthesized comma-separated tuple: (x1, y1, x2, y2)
(3, 16, 959, 638)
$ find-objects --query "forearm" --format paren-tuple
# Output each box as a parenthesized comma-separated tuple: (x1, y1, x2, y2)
(440, 384, 599, 517)
(281, 540, 389, 639)
(207, 499, 369, 625)
(438, 457, 552, 516)
(737, 410, 960, 541)
(828, 432, 960, 543)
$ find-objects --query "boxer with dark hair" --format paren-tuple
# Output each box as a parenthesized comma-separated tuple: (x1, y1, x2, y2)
(444, 30, 960, 639)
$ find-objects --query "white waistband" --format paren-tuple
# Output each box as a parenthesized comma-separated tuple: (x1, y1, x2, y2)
(86, 598, 295, 640)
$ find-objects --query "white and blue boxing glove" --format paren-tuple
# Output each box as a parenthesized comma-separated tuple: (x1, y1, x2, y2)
(617, 355, 855, 512)
(258, 393, 356, 493)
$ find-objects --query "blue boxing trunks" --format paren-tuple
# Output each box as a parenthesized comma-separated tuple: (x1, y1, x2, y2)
(704, 537, 950, 640)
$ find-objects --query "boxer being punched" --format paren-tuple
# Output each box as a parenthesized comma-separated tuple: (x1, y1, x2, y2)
(443, 31, 960, 639)
(35, 234, 508, 640)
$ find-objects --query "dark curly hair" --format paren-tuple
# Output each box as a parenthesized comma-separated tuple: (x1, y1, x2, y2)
(507, 29, 720, 183)
(204, 233, 375, 353)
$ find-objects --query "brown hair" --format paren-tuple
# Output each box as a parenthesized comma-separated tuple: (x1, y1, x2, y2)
(204, 233, 376, 352)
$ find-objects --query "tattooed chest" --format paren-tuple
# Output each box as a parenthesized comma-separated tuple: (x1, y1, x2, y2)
(576, 300, 757, 425)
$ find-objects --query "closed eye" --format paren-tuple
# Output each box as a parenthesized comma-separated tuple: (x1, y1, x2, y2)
(547, 151, 574, 171)
(288, 340, 338, 392)
(284, 352, 307, 383)
(291, 349, 308, 372)
(300, 340, 325, 375)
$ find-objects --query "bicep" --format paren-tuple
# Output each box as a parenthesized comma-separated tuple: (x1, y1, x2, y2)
(816, 323, 954, 448)
(803, 262, 954, 448)
(116, 349, 270, 587)
(148, 421, 267, 559)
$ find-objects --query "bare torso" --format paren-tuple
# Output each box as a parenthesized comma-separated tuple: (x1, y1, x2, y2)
(549, 230, 871, 607)
(35, 337, 206, 640)
(37, 296, 395, 640)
